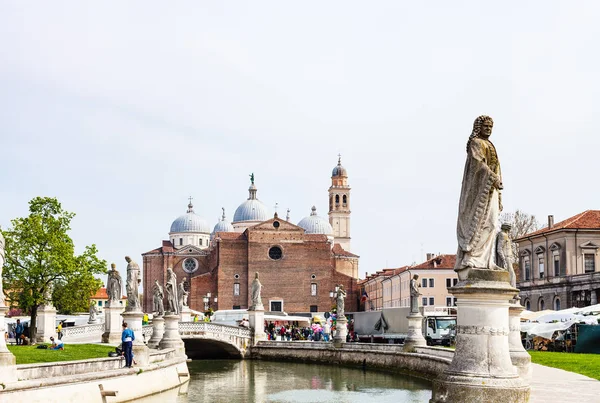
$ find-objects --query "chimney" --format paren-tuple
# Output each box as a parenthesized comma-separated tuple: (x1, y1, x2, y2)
(365, 271, 368, 278)
(548, 215, 554, 228)
(426, 253, 434, 261)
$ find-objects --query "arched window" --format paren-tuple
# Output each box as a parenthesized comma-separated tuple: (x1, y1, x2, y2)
(342, 195, 347, 205)
(538, 298, 545, 311)
(335, 195, 340, 204)
(329, 196, 333, 211)
(525, 300, 531, 311)
(554, 298, 561, 311)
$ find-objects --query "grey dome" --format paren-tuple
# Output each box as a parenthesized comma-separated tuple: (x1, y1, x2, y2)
(212, 208, 235, 234)
(298, 206, 333, 235)
(170, 202, 211, 234)
(233, 182, 271, 223)
(332, 156, 347, 177)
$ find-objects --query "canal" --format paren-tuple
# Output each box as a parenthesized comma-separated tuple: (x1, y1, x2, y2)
(142, 359, 432, 402)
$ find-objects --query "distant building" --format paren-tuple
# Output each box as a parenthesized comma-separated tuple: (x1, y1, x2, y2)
(359, 254, 458, 311)
(516, 210, 600, 311)
(90, 287, 127, 313)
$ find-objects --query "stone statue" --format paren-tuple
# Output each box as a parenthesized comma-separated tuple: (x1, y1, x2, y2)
(106, 263, 122, 307)
(178, 280, 189, 312)
(496, 223, 518, 295)
(336, 285, 347, 318)
(250, 173, 255, 185)
(410, 274, 421, 314)
(455, 115, 503, 279)
(0, 231, 4, 306)
(250, 272, 263, 310)
(88, 301, 98, 323)
(152, 280, 165, 317)
(125, 256, 141, 312)
(165, 267, 179, 314)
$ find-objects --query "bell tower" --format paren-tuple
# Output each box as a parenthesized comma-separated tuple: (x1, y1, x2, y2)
(328, 155, 351, 251)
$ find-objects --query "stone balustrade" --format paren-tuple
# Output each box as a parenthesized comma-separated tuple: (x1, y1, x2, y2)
(62, 323, 105, 340)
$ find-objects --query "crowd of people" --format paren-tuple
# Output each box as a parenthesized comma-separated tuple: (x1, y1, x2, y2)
(264, 319, 358, 342)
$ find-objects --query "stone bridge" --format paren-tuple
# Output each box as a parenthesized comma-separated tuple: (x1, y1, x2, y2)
(63, 321, 252, 359)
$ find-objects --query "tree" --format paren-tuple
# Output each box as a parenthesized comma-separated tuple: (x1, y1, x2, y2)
(1, 197, 106, 341)
(501, 210, 541, 240)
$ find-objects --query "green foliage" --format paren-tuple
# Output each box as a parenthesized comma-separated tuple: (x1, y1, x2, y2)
(1, 197, 107, 338)
(529, 351, 600, 381)
(7, 344, 114, 364)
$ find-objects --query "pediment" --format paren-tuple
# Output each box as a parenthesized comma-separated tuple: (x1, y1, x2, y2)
(534, 246, 545, 254)
(519, 248, 531, 257)
(247, 217, 304, 232)
(175, 245, 209, 256)
(580, 241, 599, 250)
(550, 242, 561, 251)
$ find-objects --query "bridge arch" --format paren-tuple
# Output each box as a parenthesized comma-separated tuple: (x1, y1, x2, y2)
(183, 338, 243, 359)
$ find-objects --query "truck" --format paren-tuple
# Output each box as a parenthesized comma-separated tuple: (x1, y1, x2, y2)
(351, 306, 456, 346)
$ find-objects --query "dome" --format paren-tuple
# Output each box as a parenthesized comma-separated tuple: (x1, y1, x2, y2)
(212, 208, 235, 234)
(332, 156, 347, 177)
(170, 202, 211, 234)
(298, 206, 333, 235)
(233, 181, 271, 223)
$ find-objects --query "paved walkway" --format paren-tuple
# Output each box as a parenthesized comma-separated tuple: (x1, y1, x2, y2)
(531, 363, 600, 403)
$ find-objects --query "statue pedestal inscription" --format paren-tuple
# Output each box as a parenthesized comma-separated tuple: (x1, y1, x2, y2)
(121, 311, 149, 366)
(147, 316, 165, 349)
(403, 312, 426, 352)
(333, 316, 348, 347)
(36, 304, 57, 343)
(159, 314, 185, 356)
(509, 301, 532, 382)
(0, 306, 17, 384)
(248, 309, 265, 345)
(102, 305, 125, 343)
(430, 270, 529, 403)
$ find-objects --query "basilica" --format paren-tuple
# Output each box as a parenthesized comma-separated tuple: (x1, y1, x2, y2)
(142, 158, 360, 315)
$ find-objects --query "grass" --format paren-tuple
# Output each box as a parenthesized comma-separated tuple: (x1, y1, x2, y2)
(529, 351, 600, 381)
(7, 343, 115, 365)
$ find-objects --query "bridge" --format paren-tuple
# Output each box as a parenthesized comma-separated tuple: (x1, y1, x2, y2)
(62, 321, 253, 358)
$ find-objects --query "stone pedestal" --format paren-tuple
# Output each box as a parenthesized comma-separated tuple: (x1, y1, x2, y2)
(121, 310, 149, 366)
(403, 312, 426, 352)
(36, 304, 57, 343)
(180, 306, 192, 322)
(147, 317, 165, 349)
(248, 309, 266, 345)
(333, 316, 348, 347)
(509, 301, 532, 382)
(102, 305, 124, 344)
(0, 306, 17, 384)
(159, 314, 185, 356)
(431, 269, 530, 403)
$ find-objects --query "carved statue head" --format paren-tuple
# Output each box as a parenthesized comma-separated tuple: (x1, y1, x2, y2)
(413, 274, 419, 280)
(255, 272, 259, 279)
(111, 263, 116, 270)
(125, 256, 131, 263)
(501, 223, 512, 232)
(467, 115, 494, 151)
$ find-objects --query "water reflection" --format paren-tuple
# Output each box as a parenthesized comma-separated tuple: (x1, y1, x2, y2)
(140, 360, 432, 403)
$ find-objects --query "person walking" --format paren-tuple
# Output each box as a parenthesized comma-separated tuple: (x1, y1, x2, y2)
(57, 321, 64, 341)
(121, 322, 135, 368)
(15, 319, 24, 345)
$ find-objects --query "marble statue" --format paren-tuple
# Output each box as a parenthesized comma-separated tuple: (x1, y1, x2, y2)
(0, 231, 4, 305)
(336, 285, 347, 318)
(106, 263, 122, 306)
(410, 274, 421, 314)
(165, 268, 178, 314)
(152, 280, 165, 316)
(496, 223, 518, 293)
(250, 272, 263, 310)
(125, 256, 141, 311)
(88, 301, 98, 323)
(455, 115, 503, 278)
(178, 280, 189, 312)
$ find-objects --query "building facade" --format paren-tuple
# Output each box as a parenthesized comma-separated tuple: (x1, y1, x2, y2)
(516, 211, 600, 312)
(142, 158, 360, 315)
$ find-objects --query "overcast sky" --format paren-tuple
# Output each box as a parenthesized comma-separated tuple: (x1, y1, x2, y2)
(1, 2, 599, 285)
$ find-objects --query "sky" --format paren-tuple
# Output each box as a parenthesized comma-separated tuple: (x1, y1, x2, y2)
(1, 2, 599, 285)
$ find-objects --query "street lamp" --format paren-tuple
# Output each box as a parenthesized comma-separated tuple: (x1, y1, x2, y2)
(203, 292, 211, 312)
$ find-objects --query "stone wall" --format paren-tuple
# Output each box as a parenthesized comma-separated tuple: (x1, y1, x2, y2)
(250, 341, 450, 380)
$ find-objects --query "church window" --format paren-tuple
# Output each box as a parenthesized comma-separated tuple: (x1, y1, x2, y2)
(183, 258, 198, 273)
(268, 246, 283, 260)
(335, 195, 340, 205)
(273, 221, 280, 229)
(311, 283, 317, 296)
(179, 238, 183, 246)
(234, 274, 240, 279)
(342, 195, 347, 206)
(329, 196, 333, 211)
(234, 283, 240, 296)
(311, 274, 316, 280)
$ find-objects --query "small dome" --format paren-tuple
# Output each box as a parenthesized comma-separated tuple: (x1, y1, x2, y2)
(212, 208, 235, 234)
(233, 180, 271, 223)
(298, 206, 333, 235)
(332, 156, 347, 177)
(170, 202, 211, 234)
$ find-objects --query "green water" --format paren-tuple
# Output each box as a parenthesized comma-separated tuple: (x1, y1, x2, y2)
(169, 359, 432, 403)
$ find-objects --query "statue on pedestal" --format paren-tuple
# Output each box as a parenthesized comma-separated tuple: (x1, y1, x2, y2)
(178, 280, 189, 312)
(250, 272, 263, 310)
(88, 301, 98, 323)
(125, 256, 141, 311)
(410, 274, 421, 314)
(153, 280, 165, 317)
(455, 115, 504, 278)
(336, 285, 347, 318)
(165, 268, 178, 314)
(496, 223, 518, 297)
(106, 263, 122, 307)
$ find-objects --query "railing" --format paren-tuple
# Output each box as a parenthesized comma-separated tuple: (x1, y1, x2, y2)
(178, 322, 252, 338)
(62, 323, 105, 339)
(142, 325, 153, 339)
